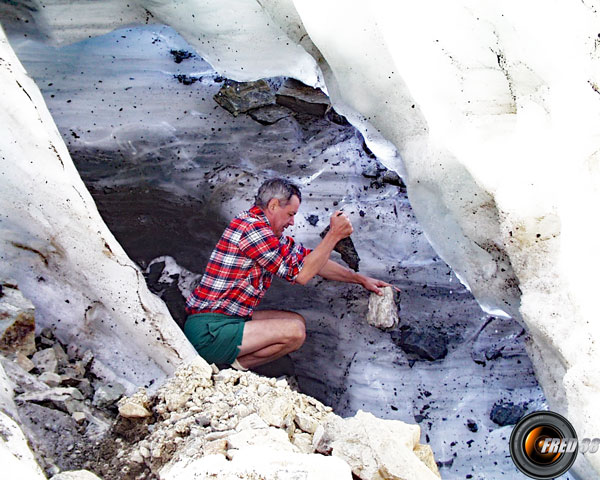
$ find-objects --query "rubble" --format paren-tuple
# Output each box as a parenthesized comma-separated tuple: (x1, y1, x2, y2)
(85, 360, 439, 480)
(1, 320, 440, 480)
(0, 322, 123, 475)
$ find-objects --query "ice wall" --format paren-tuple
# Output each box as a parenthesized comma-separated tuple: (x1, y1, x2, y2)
(0, 26, 197, 390)
(288, 2, 600, 476)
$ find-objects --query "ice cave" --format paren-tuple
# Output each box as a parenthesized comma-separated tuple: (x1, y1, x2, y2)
(1, 1, 599, 479)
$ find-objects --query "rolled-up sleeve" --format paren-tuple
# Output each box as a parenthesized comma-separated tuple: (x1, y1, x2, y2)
(239, 222, 310, 283)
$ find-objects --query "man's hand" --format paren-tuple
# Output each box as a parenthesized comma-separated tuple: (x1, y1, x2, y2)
(296, 212, 353, 285)
(360, 275, 395, 296)
(328, 210, 353, 241)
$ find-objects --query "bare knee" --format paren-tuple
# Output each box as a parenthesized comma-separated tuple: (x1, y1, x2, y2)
(281, 310, 305, 327)
(288, 319, 306, 350)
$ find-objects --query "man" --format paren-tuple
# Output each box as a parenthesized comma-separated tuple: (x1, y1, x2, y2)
(185, 178, 390, 370)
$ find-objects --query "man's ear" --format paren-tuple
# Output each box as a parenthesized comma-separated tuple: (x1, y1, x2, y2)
(267, 198, 279, 212)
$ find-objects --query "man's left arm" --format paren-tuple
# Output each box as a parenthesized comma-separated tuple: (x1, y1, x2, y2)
(318, 259, 391, 295)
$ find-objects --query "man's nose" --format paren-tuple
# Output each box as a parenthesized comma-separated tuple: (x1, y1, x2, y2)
(289, 217, 294, 226)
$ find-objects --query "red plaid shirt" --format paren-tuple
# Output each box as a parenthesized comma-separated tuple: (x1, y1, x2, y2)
(186, 205, 311, 317)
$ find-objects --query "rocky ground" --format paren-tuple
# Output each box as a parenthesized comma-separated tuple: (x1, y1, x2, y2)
(1, 283, 440, 479)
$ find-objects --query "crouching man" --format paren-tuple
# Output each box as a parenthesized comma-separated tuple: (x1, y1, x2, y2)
(184, 177, 389, 369)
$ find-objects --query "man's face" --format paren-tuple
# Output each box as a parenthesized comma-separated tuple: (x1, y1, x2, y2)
(266, 195, 300, 237)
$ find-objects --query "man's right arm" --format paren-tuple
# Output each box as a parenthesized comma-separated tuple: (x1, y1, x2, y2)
(295, 211, 353, 285)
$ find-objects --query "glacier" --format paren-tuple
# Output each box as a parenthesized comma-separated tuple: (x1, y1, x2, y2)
(1, 0, 599, 478)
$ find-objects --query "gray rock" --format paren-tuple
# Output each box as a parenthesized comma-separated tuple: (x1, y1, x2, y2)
(1, 356, 51, 395)
(61, 375, 93, 400)
(391, 327, 448, 361)
(71, 411, 87, 424)
(66, 344, 79, 362)
(381, 170, 405, 188)
(39, 371, 62, 387)
(39, 335, 54, 347)
(490, 401, 527, 426)
(361, 163, 382, 179)
(0, 284, 36, 357)
(40, 327, 55, 340)
(17, 387, 84, 413)
(248, 105, 291, 125)
(63, 398, 87, 415)
(92, 382, 125, 408)
(32, 348, 58, 373)
(52, 343, 70, 369)
(319, 226, 360, 271)
(276, 78, 330, 116)
(361, 164, 405, 189)
(62, 364, 85, 379)
(214, 80, 275, 116)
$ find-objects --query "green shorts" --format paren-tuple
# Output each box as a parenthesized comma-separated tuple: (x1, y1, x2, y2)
(184, 312, 247, 365)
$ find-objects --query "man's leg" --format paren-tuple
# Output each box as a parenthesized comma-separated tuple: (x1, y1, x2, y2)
(236, 310, 306, 368)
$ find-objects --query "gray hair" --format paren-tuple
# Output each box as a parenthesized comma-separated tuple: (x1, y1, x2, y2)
(255, 178, 302, 208)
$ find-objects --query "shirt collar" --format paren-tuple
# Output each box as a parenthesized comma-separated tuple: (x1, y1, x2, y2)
(249, 205, 270, 224)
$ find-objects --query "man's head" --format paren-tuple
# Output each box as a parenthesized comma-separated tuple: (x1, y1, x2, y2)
(255, 178, 302, 237)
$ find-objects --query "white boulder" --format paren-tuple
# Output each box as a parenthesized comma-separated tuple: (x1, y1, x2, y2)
(366, 286, 398, 330)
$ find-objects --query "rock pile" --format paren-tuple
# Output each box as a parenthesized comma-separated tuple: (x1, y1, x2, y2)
(1, 323, 125, 476)
(0, 283, 128, 475)
(1, 285, 440, 479)
(94, 358, 440, 480)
